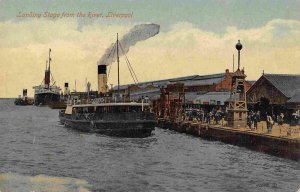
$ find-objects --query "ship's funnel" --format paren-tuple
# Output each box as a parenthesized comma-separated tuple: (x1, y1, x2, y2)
(44, 70, 50, 88)
(64, 82, 70, 95)
(98, 64, 108, 94)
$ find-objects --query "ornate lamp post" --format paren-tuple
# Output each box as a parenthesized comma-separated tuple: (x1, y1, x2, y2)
(227, 40, 248, 128)
(236, 40, 242, 70)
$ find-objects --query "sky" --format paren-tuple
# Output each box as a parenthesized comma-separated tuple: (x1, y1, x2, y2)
(0, 0, 300, 97)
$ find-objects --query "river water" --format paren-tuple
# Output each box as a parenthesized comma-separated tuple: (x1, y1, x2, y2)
(0, 99, 299, 192)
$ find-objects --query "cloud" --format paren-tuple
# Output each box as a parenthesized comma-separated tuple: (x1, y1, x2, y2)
(0, 19, 300, 97)
(224, 19, 300, 45)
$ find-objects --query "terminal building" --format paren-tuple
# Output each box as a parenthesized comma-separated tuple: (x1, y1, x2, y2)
(112, 69, 253, 108)
(247, 74, 300, 119)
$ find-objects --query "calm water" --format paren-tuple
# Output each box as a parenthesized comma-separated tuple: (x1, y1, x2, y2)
(0, 99, 299, 192)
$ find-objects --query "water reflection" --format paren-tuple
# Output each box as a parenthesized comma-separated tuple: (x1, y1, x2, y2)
(0, 172, 90, 192)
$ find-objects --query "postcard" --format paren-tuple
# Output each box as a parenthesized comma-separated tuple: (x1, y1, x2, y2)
(0, 1, 299, 192)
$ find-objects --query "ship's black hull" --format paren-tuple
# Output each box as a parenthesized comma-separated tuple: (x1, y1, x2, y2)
(59, 112, 156, 137)
(14, 98, 33, 106)
(34, 93, 60, 106)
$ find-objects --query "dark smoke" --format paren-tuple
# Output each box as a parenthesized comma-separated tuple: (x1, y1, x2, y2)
(97, 23, 160, 66)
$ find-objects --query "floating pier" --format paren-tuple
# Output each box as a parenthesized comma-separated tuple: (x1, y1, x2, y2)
(157, 119, 300, 161)
(151, 40, 300, 161)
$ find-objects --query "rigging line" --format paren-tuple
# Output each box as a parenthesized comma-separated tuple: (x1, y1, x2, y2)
(118, 43, 134, 79)
(121, 49, 139, 83)
(119, 44, 137, 84)
(107, 43, 116, 78)
(123, 52, 135, 81)
(119, 44, 136, 83)
(126, 57, 137, 84)
(119, 43, 139, 83)
(120, 44, 139, 83)
(50, 72, 55, 82)
(126, 56, 139, 83)
(126, 62, 136, 84)
(50, 73, 57, 87)
(125, 57, 136, 84)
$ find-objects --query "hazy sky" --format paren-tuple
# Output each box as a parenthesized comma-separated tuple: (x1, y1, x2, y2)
(0, 0, 300, 97)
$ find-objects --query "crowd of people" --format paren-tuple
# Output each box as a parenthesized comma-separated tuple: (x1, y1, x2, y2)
(248, 111, 299, 133)
(184, 108, 226, 125)
(184, 107, 300, 134)
(246, 111, 261, 130)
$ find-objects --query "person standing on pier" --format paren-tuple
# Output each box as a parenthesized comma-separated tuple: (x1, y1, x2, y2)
(266, 113, 274, 133)
(253, 112, 259, 130)
(207, 112, 211, 124)
(277, 113, 284, 126)
(215, 111, 221, 125)
(247, 113, 253, 129)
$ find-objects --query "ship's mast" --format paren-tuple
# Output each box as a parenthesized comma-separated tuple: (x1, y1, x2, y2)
(44, 48, 51, 89)
(117, 33, 120, 91)
(48, 48, 51, 72)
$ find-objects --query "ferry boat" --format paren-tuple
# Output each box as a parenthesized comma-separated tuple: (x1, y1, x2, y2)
(59, 33, 157, 137)
(33, 49, 61, 105)
(59, 102, 156, 137)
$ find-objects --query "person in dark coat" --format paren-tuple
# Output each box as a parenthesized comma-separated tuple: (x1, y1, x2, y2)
(253, 112, 259, 130)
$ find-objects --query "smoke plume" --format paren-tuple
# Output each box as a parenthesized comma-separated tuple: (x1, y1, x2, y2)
(97, 23, 160, 66)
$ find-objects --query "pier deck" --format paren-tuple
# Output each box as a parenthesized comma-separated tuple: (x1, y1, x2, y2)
(157, 119, 300, 160)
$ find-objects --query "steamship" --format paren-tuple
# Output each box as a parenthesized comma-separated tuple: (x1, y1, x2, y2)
(14, 89, 34, 105)
(33, 49, 61, 106)
(59, 34, 156, 137)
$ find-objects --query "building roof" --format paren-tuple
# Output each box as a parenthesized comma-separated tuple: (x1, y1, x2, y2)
(232, 69, 246, 78)
(112, 72, 229, 90)
(185, 91, 231, 105)
(71, 102, 150, 107)
(263, 74, 300, 98)
(129, 88, 161, 100)
(130, 88, 160, 95)
(288, 89, 300, 103)
(184, 73, 226, 86)
(112, 75, 198, 90)
(184, 92, 200, 102)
